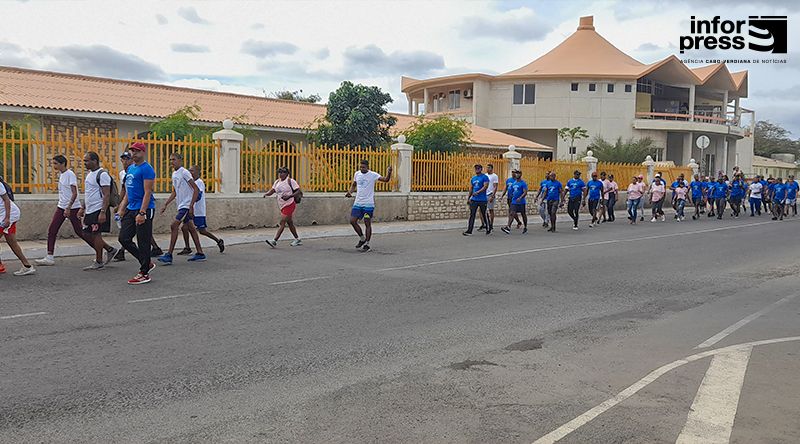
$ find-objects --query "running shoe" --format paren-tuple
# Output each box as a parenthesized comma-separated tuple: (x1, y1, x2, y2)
(650, 217, 657, 222)
(572, 226, 578, 230)
(589, 223, 594, 228)
(361, 244, 371, 252)
(83, 261, 104, 271)
(13, 265, 36, 276)
(104, 247, 119, 266)
(127, 273, 151, 285)
(149, 261, 156, 273)
(356, 239, 367, 248)
(661, 215, 666, 222)
(542, 222, 548, 228)
(291, 239, 302, 247)
(522, 227, 528, 234)
(151, 248, 164, 258)
(462, 231, 473, 236)
(176, 247, 192, 256)
(477, 226, 486, 231)
(157, 252, 173, 265)
(500, 227, 510, 234)
(35, 257, 55, 266)
(187, 253, 207, 262)
(265, 239, 277, 248)
(112, 249, 126, 262)
(217, 239, 225, 253)
(0, 263, 5, 274)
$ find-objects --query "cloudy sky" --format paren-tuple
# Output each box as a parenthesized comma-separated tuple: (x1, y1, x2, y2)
(1, 0, 797, 134)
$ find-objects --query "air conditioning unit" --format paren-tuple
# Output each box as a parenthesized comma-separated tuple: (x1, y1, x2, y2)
(463, 89, 473, 98)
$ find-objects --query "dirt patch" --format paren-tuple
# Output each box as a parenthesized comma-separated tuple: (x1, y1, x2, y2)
(505, 338, 544, 351)
(448, 360, 498, 370)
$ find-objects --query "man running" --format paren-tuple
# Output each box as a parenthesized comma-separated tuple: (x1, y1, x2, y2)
(36, 155, 92, 266)
(535, 171, 551, 229)
(586, 171, 604, 227)
(501, 169, 528, 234)
(0, 178, 35, 275)
(546, 172, 563, 232)
(566, 170, 586, 230)
(117, 141, 156, 284)
(158, 153, 205, 264)
(479, 163, 499, 232)
(345, 160, 392, 251)
(463, 164, 490, 236)
(78, 152, 119, 270)
(689, 175, 704, 220)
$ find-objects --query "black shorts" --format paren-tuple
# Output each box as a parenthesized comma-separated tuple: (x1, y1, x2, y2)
(510, 203, 526, 213)
(83, 209, 111, 234)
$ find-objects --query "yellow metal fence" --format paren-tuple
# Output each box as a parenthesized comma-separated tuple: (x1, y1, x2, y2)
(0, 123, 220, 194)
(412, 151, 506, 192)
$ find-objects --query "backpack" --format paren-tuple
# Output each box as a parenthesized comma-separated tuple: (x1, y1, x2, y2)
(0, 176, 13, 201)
(96, 169, 121, 207)
(288, 178, 302, 204)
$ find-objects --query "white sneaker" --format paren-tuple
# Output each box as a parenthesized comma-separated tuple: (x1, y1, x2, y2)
(13, 266, 36, 276)
(290, 239, 302, 247)
(661, 215, 666, 222)
(35, 257, 55, 266)
(589, 223, 594, 228)
(83, 261, 104, 271)
(572, 226, 578, 230)
(650, 217, 656, 222)
(265, 239, 277, 248)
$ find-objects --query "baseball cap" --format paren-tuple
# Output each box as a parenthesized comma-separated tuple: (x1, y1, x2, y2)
(130, 141, 147, 152)
(637, 174, 644, 179)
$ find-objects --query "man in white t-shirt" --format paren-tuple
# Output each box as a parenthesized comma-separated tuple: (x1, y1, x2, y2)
(480, 163, 499, 233)
(158, 153, 204, 264)
(345, 159, 392, 252)
(36, 155, 93, 266)
(0, 177, 35, 275)
(78, 151, 118, 270)
(179, 165, 225, 253)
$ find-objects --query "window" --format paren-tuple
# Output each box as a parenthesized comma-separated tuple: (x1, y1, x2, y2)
(607, 84, 614, 93)
(625, 84, 632, 93)
(513, 84, 535, 104)
(571, 83, 579, 92)
(589, 83, 596, 92)
(448, 89, 460, 110)
(637, 78, 652, 94)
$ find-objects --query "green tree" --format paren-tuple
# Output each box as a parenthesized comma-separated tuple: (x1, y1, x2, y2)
(270, 89, 321, 103)
(585, 136, 661, 163)
(754, 120, 799, 157)
(557, 126, 589, 160)
(0, 115, 42, 189)
(402, 116, 471, 152)
(149, 105, 256, 140)
(310, 81, 397, 147)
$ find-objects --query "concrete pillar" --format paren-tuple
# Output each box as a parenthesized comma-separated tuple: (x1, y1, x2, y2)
(582, 150, 598, 177)
(721, 138, 729, 175)
(688, 85, 696, 122)
(682, 132, 693, 167)
(642, 155, 655, 183)
(503, 145, 521, 179)
(423, 88, 429, 115)
(734, 97, 741, 125)
(414, 101, 419, 116)
(407, 95, 413, 115)
(722, 90, 729, 122)
(688, 158, 700, 177)
(390, 135, 413, 193)
(212, 119, 243, 195)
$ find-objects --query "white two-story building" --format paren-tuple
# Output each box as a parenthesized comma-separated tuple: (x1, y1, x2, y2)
(402, 16, 754, 175)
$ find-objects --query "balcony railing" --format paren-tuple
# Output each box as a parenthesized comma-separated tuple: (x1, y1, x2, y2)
(635, 112, 731, 125)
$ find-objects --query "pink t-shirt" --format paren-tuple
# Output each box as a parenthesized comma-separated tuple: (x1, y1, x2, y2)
(651, 183, 665, 201)
(627, 182, 645, 200)
(272, 178, 299, 209)
(674, 187, 687, 200)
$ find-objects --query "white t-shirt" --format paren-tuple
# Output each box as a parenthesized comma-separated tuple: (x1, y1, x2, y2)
(749, 182, 763, 199)
(0, 184, 21, 226)
(194, 178, 207, 217)
(353, 170, 381, 207)
(172, 167, 195, 210)
(57, 169, 82, 210)
(272, 177, 299, 209)
(486, 173, 499, 196)
(84, 169, 112, 214)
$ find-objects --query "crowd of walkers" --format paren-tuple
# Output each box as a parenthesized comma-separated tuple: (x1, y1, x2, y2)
(463, 164, 798, 234)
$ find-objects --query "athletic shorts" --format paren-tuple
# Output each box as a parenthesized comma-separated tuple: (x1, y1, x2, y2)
(788, 198, 797, 206)
(193, 216, 207, 229)
(351, 205, 374, 220)
(0, 222, 17, 237)
(280, 202, 297, 216)
(176, 208, 191, 223)
(487, 199, 495, 210)
(83, 209, 111, 233)
(692, 197, 703, 206)
(510, 203, 526, 213)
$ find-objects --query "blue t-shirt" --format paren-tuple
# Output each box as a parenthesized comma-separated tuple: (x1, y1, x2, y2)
(546, 180, 563, 201)
(586, 179, 603, 200)
(690, 181, 704, 199)
(125, 162, 157, 211)
(730, 180, 746, 198)
(505, 177, 515, 199)
(704, 181, 716, 197)
(712, 182, 729, 199)
(767, 182, 776, 198)
(470, 174, 490, 202)
(787, 181, 799, 199)
(538, 179, 549, 197)
(510, 180, 528, 205)
(774, 183, 787, 200)
(566, 178, 586, 199)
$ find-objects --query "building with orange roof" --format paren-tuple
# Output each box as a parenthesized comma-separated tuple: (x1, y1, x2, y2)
(401, 16, 755, 175)
(0, 66, 551, 154)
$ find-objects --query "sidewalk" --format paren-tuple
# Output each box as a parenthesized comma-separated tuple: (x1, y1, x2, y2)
(3, 213, 597, 261)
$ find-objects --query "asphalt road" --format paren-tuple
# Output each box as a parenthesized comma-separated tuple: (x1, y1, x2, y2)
(1, 213, 799, 443)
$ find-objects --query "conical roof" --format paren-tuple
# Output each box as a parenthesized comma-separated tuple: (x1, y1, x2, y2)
(500, 16, 645, 79)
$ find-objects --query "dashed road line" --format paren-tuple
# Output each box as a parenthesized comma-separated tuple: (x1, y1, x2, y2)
(0, 311, 48, 320)
(127, 291, 214, 304)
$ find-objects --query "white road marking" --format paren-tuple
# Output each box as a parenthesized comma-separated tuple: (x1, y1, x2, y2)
(676, 347, 752, 444)
(696, 294, 798, 348)
(268, 276, 331, 285)
(378, 219, 786, 272)
(127, 291, 214, 304)
(531, 336, 800, 444)
(0, 311, 48, 320)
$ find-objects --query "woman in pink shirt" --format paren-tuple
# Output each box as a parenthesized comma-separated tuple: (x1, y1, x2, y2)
(674, 182, 688, 221)
(649, 177, 666, 222)
(626, 176, 645, 224)
(263, 167, 303, 248)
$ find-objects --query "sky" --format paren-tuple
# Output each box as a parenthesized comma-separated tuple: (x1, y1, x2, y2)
(0, 0, 798, 135)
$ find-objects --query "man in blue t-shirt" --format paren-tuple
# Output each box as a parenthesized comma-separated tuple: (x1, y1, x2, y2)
(535, 172, 551, 229)
(500, 174, 522, 228)
(690, 175, 705, 220)
(712, 177, 729, 220)
(705, 177, 717, 217)
(501, 170, 528, 234)
(566, 170, 586, 230)
(729, 174, 746, 218)
(760, 177, 771, 213)
(772, 177, 787, 220)
(464, 164, 490, 236)
(785, 174, 798, 217)
(117, 141, 157, 284)
(545, 171, 563, 232)
(586, 172, 604, 227)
